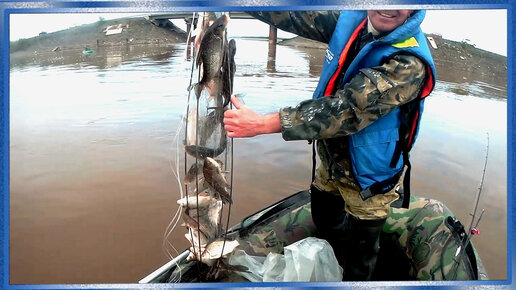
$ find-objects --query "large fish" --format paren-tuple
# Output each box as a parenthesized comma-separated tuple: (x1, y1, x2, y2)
(191, 14, 229, 100)
(203, 157, 232, 204)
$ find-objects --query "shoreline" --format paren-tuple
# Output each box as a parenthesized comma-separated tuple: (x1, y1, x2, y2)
(10, 16, 508, 95)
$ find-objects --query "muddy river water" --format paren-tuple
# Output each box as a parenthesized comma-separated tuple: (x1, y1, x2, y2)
(9, 39, 507, 284)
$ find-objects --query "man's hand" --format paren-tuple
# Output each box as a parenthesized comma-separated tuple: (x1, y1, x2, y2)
(223, 95, 282, 138)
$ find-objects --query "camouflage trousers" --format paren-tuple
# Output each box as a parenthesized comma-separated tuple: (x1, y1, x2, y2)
(312, 165, 402, 220)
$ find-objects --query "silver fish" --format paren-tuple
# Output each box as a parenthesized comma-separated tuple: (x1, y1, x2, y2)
(187, 239, 240, 266)
(177, 191, 215, 209)
(203, 157, 232, 204)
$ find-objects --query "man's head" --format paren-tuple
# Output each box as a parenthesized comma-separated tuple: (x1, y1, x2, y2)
(367, 10, 413, 33)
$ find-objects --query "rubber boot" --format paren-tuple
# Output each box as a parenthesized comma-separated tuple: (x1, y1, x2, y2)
(310, 185, 349, 275)
(310, 185, 346, 240)
(310, 185, 386, 281)
(339, 213, 386, 281)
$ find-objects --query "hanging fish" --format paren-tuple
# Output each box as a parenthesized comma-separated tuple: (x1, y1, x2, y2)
(203, 157, 232, 204)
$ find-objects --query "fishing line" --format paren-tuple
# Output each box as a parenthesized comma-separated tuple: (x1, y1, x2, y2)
(163, 58, 198, 262)
(194, 98, 202, 265)
(218, 92, 234, 273)
(163, 13, 203, 275)
(164, 138, 184, 259)
(162, 113, 193, 269)
(182, 11, 202, 271)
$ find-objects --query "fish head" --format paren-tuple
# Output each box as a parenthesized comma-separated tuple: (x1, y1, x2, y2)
(207, 15, 228, 40)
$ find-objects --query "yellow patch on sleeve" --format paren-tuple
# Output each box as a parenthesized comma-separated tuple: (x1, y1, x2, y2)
(392, 37, 419, 48)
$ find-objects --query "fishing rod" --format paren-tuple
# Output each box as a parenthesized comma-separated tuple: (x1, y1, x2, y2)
(450, 132, 489, 279)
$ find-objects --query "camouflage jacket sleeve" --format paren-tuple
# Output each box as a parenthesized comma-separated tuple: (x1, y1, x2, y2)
(279, 54, 426, 140)
(246, 11, 340, 43)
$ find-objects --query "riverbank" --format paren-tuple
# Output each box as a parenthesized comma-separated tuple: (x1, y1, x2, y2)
(279, 35, 507, 91)
(10, 16, 507, 93)
(9, 16, 187, 67)
(11, 17, 187, 52)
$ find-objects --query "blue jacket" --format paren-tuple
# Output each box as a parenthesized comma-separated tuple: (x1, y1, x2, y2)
(314, 10, 437, 192)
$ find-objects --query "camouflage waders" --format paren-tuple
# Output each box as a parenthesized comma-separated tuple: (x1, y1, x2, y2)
(311, 163, 401, 280)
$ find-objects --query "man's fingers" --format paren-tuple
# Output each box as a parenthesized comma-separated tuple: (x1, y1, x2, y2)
(230, 95, 244, 110)
(223, 110, 239, 123)
(223, 109, 234, 118)
(224, 124, 235, 131)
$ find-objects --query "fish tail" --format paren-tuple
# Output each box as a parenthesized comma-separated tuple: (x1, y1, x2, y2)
(218, 191, 233, 205)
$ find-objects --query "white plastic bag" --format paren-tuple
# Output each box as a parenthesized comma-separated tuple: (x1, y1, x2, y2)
(262, 252, 285, 282)
(228, 237, 343, 282)
(228, 249, 266, 282)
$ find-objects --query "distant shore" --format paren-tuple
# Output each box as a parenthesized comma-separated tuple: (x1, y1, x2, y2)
(10, 16, 507, 94)
(278, 35, 507, 92)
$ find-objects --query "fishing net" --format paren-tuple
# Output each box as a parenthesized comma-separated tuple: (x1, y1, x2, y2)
(179, 12, 237, 273)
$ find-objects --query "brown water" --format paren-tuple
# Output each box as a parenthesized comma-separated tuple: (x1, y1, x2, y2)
(9, 40, 507, 284)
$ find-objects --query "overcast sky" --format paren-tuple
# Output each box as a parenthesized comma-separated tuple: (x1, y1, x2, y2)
(9, 9, 507, 56)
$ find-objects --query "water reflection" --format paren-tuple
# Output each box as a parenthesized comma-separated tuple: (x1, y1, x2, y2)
(10, 44, 179, 71)
(435, 62, 507, 96)
(436, 79, 506, 100)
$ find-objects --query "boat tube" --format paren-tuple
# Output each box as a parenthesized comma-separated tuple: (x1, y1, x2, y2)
(140, 190, 488, 283)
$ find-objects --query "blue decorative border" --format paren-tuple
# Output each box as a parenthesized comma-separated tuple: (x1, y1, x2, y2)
(1, 0, 514, 289)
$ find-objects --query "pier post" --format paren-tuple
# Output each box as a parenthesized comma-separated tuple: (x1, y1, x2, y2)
(267, 25, 277, 72)
(268, 25, 277, 61)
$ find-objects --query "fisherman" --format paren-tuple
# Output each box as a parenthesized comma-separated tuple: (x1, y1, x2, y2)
(223, 10, 436, 281)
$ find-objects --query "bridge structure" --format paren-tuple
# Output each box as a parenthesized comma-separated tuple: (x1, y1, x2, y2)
(145, 11, 255, 22)
(145, 12, 278, 62)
